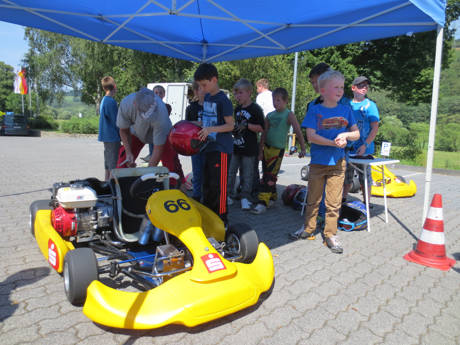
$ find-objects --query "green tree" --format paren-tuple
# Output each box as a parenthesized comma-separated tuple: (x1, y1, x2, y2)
(0, 61, 15, 111)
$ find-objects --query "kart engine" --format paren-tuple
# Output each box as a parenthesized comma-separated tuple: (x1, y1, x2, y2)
(51, 182, 113, 238)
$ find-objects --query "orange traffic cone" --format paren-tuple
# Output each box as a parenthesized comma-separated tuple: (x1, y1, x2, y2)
(404, 194, 455, 271)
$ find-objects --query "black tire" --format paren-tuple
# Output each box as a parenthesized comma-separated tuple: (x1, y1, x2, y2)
(349, 173, 361, 193)
(300, 165, 309, 181)
(396, 175, 406, 183)
(63, 248, 99, 306)
(225, 223, 259, 263)
(30, 199, 52, 236)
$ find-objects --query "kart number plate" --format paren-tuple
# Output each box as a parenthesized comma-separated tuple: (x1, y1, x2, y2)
(201, 253, 226, 273)
(48, 239, 59, 270)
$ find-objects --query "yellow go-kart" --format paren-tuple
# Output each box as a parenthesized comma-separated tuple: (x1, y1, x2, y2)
(371, 165, 417, 197)
(30, 167, 274, 330)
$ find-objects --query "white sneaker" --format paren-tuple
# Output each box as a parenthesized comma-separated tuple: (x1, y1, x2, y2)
(227, 197, 234, 206)
(250, 203, 267, 215)
(241, 198, 251, 210)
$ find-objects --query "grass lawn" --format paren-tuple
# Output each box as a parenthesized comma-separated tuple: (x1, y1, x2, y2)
(399, 150, 460, 170)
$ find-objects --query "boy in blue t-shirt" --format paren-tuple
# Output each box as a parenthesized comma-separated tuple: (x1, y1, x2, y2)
(98, 76, 120, 181)
(194, 63, 234, 226)
(297, 70, 359, 254)
(343, 76, 380, 206)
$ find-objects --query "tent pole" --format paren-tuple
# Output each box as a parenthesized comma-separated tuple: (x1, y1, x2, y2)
(289, 52, 298, 148)
(422, 25, 443, 224)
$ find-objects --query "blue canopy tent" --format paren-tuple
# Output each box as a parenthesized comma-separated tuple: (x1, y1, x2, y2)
(0, 0, 447, 221)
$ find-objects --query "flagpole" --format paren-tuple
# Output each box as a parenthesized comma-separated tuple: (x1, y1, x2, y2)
(21, 94, 24, 114)
(28, 79, 32, 116)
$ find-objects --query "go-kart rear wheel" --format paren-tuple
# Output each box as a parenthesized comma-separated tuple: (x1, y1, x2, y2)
(300, 165, 309, 181)
(63, 248, 98, 306)
(29, 200, 52, 237)
(225, 223, 258, 263)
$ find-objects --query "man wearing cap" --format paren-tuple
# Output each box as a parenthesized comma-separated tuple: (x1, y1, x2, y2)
(116, 87, 185, 185)
(343, 76, 380, 205)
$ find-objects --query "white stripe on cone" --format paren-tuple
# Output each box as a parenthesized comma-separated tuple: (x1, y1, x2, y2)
(427, 206, 443, 221)
(420, 229, 445, 245)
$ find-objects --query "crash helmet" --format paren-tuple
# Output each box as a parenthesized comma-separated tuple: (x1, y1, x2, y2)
(168, 120, 202, 156)
(282, 184, 303, 206)
(292, 186, 308, 210)
(338, 201, 367, 231)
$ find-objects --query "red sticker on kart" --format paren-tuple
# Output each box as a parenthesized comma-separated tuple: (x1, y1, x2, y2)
(48, 239, 59, 270)
(201, 253, 226, 273)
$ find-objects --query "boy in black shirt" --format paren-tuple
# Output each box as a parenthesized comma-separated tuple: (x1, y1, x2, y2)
(228, 79, 265, 210)
(194, 63, 234, 225)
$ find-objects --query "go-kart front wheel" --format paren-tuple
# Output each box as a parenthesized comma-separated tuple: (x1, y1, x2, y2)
(225, 223, 259, 263)
(64, 248, 98, 306)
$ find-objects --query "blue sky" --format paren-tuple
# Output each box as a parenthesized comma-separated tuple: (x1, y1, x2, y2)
(0, 19, 459, 70)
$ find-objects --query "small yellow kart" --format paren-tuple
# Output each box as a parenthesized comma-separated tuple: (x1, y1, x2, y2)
(371, 165, 417, 197)
(30, 167, 274, 330)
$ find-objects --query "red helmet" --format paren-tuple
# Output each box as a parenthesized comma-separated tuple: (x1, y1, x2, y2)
(282, 184, 303, 206)
(168, 120, 203, 156)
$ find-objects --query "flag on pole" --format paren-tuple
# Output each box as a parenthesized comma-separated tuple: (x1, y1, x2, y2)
(14, 68, 28, 95)
(19, 68, 28, 95)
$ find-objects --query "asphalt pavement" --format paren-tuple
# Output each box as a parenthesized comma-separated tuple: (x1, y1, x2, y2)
(1, 134, 459, 345)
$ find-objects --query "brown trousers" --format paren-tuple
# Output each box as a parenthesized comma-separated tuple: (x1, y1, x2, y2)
(304, 159, 346, 238)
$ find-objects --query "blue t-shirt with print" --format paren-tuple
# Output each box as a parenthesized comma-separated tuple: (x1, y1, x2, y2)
(348, 98, 379, 155)
(98, 96, 120, 142)
(301, 103, 356, 166)
(202, 91, 233, 154)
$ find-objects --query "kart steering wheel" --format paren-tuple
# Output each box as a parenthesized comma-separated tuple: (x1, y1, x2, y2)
(129, 172, 179, 201)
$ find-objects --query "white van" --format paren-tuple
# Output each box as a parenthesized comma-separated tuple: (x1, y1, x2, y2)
(147, 82, 191, 125)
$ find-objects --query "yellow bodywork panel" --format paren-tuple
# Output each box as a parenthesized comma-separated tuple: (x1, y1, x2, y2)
(34, 210, 74, 273)
(371, 165, 417, 197)
(83, 242, 274, 329)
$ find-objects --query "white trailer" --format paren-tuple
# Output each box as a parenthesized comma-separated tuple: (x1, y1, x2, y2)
(147, 82, 191, 125)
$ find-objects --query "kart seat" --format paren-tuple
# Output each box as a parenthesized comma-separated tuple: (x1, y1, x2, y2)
(110, 167, 170, 242)
(69, 177, 112, 196)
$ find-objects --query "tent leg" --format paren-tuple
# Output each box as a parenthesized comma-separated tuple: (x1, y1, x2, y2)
(288, 52, 298, 149)
(422, 25, 443, 224)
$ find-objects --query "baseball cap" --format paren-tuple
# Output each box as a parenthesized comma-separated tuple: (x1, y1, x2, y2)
(352, 76, 370, 86)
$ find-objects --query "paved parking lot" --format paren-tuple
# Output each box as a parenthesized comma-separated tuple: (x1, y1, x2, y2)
(1, 134, 459, 345)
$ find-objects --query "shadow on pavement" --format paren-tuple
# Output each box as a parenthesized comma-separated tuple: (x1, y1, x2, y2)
(0, 267, 50, 322)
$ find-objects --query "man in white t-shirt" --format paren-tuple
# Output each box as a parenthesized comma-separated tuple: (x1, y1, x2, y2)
(255, 78, 275, 116)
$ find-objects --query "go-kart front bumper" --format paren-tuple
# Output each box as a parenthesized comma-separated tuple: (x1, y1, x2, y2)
(83, 242, 274, 329)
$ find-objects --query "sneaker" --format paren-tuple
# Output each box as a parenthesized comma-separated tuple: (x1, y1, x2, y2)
(227, 197, 234, 206)
(250, 203, 267, 215)
(289, 227, 316, 240)
(241, 198, 251, 210)
(324, 236, 343, 254)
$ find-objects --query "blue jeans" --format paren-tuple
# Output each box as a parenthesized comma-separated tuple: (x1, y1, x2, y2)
(191, 152, 204, 199)
(228, 154, 256, 200)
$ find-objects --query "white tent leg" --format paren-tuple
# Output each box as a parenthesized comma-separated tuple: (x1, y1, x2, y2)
(422, 25, 443, 224)
(288, 52, 298, 148)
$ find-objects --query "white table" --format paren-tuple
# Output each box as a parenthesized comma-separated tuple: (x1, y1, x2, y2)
(348, 157, 400, 232)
